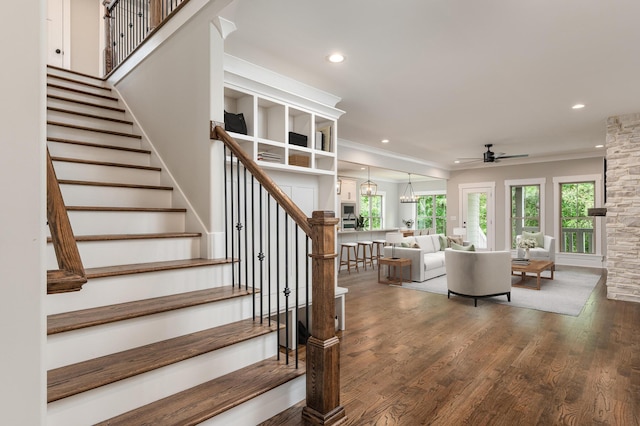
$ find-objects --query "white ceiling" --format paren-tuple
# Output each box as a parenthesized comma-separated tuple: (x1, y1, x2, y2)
(221, 0, 640, 174)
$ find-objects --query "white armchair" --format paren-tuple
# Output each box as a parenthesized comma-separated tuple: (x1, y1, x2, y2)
(516, 234, 555, 262)
(444, 249, 512, 307)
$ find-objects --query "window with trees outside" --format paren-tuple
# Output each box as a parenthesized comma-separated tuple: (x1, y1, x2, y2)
(416, 194, 447, 234)
(360, 194, 383, 230)
(560, 181, 595, 254)
(510, 185, 540, 249)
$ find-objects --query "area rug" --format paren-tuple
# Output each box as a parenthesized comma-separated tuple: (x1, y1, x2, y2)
(394, 269, 601, 316)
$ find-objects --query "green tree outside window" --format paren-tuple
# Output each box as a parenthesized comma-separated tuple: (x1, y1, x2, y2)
(416, 194, 447, 234)
(360, 195, 383, 230)
(560, 182, 595, 253)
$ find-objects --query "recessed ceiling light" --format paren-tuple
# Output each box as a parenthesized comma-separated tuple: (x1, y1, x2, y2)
(454, 160, 461, 164)
(381, 139, 389, 144)
(327, 53, 345, 63)
(595, 144, 604, 148)
(360, 167, 366, 170)
(572, 103, 585, 109)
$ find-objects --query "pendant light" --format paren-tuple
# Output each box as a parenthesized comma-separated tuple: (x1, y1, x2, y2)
(400, 173, 418, 203)
(360, 166, 377, 196)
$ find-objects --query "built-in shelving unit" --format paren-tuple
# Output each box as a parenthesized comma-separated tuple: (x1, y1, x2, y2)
(224, 86, 336, 175)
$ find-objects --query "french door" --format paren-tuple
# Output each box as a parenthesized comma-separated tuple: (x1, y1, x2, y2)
(459, 183, 495, 250)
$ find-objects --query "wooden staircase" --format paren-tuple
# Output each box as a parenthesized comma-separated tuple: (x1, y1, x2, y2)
(45, 66, 305, 425)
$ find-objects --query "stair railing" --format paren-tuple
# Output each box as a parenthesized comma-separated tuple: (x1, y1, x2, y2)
(46, 148, 87, 294)
(211, 123, 346, 425)
(103, 0, 189, 74)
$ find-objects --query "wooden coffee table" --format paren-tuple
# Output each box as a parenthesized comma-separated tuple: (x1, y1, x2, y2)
(378, 257, 412, 284)
(511, 259, 555, 290)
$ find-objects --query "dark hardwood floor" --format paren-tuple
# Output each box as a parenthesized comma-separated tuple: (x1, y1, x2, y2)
(262, 266, 640, 425)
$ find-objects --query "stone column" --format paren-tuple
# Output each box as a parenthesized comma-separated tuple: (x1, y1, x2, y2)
(605, 113, 640, 303)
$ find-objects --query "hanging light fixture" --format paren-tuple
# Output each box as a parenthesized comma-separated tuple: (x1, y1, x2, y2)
(360, 166, 377, 196)
(400, 173, 419, 203)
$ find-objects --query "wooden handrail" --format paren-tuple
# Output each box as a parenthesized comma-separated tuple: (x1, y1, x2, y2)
(212, 125, 312, 236)
(212, 123, 345, 425)
(47, 148, 87, 293)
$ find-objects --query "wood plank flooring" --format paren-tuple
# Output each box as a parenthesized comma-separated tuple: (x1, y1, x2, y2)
(262, 266, 640, 425)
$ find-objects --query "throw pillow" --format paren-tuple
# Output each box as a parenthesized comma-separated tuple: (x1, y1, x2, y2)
(447, 236, 463, 248)
(438, 235, 447, 251)
(522, 231, 544, 248)
(451, 242, 475, 251)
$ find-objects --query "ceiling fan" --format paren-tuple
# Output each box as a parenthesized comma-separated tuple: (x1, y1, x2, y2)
(457, 144, 529, 164)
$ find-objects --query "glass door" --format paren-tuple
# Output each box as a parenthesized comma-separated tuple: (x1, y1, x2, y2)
(460, 184, 495, 250)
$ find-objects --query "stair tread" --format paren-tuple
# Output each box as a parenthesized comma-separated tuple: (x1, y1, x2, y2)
(48, 283, 247, 336)
(47, 65, 106, 83)
(48, 106, 133, 125)
(47, 121, 141, 138)
(94, 356, 304, 426)
(48, 232, 201, 243)
(66, 206, 186, 212)
(47, 94, 126, 113)
(85, 257, 233, 280)
(47, 83, 118, 101)
(47, 73, 111, 91)
(58, 180, 171, 190)
(51, 156, 159, 171)
(48, 137, 150, 154)
(47, 317, 276, 403)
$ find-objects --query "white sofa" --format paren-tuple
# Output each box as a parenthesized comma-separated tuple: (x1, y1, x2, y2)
(516, 234, 555, 262)
(444, 249, 512, 307)
(383, 234, 445, 282)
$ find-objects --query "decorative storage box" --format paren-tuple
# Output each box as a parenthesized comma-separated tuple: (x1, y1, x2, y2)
(288, 132, 308, 147)
(289, 154, 310, 167)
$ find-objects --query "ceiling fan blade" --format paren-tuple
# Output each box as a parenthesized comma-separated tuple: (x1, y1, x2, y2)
(495, 154, 529, 159)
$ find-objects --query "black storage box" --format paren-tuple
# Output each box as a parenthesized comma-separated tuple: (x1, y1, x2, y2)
(288, 132, 308, 147)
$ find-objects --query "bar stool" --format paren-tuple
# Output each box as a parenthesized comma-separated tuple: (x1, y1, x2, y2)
(372, 239, 386, 267)
(339, 242, 359, 274)
(357, 241, 374, 271)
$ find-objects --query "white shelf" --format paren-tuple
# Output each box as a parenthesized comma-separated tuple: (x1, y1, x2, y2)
(224, 85, 337, 175)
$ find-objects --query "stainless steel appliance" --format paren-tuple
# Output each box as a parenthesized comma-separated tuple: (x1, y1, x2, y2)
(341, 203, 356, 229)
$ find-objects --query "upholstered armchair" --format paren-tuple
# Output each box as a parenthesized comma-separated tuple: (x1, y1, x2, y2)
(444, 249, 512, 307)
(516, 234, 555, 262)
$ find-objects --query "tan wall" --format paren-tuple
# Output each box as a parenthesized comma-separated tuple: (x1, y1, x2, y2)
(70, 0, 100, 75)
(447, 157, 605, 252)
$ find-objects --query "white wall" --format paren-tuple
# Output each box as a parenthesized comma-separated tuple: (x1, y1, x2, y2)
(70, 0, 100, 75)
(113, 1, 230, 257)
(0, 0, 46, 423)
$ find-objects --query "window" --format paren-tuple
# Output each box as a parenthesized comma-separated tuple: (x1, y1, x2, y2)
(416, 194, 447, 234)
(360, 194, 383, 230)
(560, 181, 595, 253)
(510, 185, 540, 249)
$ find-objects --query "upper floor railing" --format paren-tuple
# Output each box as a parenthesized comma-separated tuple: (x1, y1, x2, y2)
(103, 0, 189, 73)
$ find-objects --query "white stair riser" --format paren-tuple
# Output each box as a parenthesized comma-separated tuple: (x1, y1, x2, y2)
(67, 210, 185, 235)
(47, 109, 133, 134)
(47, 124, 142, 149)
(52, 161, 160, 186)
(200, 376, 305, 426)
(45, 266, 231, 315)
(49, 141, 150, 166)
(47, 86, 120, 108)
(47, 77, 113, 97)
(47, 236, 200, 269)
(47, 96, 127, 121)
(46, 334, 278, 426)
(47, 68, 108, 87)
(60, 184, 170, 208)
(47, 296, 259, 369)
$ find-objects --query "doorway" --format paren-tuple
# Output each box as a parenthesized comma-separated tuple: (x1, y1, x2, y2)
(47, 0, 70, 68)
(459, 183, 495, 250)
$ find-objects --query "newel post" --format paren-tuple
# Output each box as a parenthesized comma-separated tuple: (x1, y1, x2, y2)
(102, 1, 113, 74)
(149, 0, 162, 31)
(302, 211, 346, 425)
